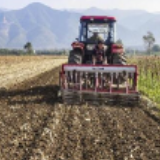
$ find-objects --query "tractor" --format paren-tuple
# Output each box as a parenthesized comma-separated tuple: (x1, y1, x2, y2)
(59, 16, 139, 104)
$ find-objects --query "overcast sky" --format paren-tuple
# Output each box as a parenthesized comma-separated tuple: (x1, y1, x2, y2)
(1, 0, 160, 12)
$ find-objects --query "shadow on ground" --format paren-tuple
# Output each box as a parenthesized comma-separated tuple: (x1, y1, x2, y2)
(0, 85, 61, 105)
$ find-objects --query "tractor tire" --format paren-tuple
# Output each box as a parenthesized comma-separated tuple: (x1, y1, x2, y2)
(112, 54, 127, 65)
(68, 50, 82, 64)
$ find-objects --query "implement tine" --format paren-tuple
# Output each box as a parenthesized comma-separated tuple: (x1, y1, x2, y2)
(61, 64, 139, 105)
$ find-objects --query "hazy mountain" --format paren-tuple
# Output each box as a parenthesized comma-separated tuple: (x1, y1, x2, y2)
(70, 7, 149, 21)
(0, 3, 80, 49)
(0, 3, 160, 49)
(0, 8, 9, 12)
(118, 12, 153, 30)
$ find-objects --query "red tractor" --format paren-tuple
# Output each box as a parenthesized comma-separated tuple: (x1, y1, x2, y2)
(60, 16, 139, 104)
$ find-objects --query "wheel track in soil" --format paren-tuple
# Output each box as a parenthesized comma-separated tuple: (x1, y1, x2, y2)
(78, 105, 114, 160)
(0, 66, 160, 160)
(97, 107, 160, 160)
(19, 67, 61, 160)
(0, 67, 61, 160)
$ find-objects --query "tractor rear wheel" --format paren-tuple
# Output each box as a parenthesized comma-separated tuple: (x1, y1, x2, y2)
(112, 54, 127, 65)
(68, 50, 82, 64)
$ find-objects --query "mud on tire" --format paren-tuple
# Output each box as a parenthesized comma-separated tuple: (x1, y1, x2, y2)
(68, 50, 82, 64)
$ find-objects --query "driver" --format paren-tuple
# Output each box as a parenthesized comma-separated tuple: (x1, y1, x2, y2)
(92, 40, 107, 65)
(89, 32, 103, 43)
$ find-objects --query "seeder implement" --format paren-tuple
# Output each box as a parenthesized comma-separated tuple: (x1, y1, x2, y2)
(60, 64, 139, 105)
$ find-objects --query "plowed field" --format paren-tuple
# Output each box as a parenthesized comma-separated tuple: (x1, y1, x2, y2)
(0, 57, 160, 160)
(0, 56, 66, 89)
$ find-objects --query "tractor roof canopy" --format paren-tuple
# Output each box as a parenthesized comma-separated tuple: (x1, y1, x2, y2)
(80, 16, 116, 23)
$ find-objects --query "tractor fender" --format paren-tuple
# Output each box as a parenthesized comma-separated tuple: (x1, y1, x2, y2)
(110, 44, 127, 65)
(71, 41, 84, 53)
(111, 44, 124, 54)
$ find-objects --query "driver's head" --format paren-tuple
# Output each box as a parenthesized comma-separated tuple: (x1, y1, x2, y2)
(97, 40, 104, 49)
(93, 32, 98, 37)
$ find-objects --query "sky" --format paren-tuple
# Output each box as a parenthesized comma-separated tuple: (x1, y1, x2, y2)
(1, 0, 160, 12)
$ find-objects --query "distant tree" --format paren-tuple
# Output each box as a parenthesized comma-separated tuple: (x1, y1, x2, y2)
(24, 42, 34, 55)
(152, 44, 160, 52)
(0, 49, 25, 55)
(143, 32, 155, 55)
(116, 39, 123, 45)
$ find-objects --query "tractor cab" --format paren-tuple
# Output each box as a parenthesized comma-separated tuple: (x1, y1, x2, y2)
(79, 16, 116, 45)
(75, 16, 117, 64)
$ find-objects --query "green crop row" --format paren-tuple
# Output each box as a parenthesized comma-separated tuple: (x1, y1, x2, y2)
(129, 56, 160, 105)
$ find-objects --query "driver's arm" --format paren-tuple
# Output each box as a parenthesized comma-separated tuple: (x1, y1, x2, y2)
(103, 46, 108, 64)
(92, 48, 96, 65)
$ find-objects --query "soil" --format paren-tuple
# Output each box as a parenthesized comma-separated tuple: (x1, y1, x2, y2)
(0, 66, 160, 160)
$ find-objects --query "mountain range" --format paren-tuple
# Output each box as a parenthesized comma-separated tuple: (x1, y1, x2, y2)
(0, 3, 160, 49)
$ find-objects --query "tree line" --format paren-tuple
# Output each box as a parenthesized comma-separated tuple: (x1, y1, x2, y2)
(118, 31, 160, 55)
(1, 34, 159, 56)
(0, 42, 69, 55)
(143, 31, 160, 55)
